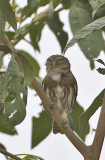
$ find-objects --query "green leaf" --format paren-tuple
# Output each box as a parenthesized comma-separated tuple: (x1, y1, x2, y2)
(5, 31, 15, 40)
(0, 45, 11, 53)
(68, 102, 90, 141)
(0, 59, 27, 127)
(6, 60, 27, 125)
(29, 17, 46, 52)
(22, 154, 44, 160)
(47, 12, 68, 52)
(69, 2, 92, 35)
(31, 111, 52, 148)
(0, 9, 5, 33)
(78, 31, 104, 62)
(92, 3, 105, 19)
(17, 53, 34, 85)
(97, 68, 105, 75)
(64, 15, 105, 54)
(0, 59, 26, 106)
(0, 143, 6, 150)
(0, 112, 17, 135)
(16, 154, 44, 160)
(7, 59, 27, 96)
(21, 0, 50, 19)
(0, 0, 17, 31)
(80, 89, 105, 133)
(7, 59, 20, 77)
(96, 59, 105, 66)
(61, 0, 72, 9)
(5, 96, 26, 126)
(89, 0, 105, 10)
(0, 72, 7, 104)
(64, 1, 104, 65)
(0, 52, 3, 68)
(52, 0, 62, 8)
(17, 50, 40, 77)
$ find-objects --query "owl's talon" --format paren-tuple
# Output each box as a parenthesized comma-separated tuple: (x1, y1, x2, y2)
(61, 119, 69, 129)
(50, 103, 56, 110)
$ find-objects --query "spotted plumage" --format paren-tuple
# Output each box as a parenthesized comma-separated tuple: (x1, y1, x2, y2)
(42, 55, 77, 134)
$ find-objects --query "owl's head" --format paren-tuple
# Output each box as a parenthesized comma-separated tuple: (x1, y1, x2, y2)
(45, 55, 70, 73)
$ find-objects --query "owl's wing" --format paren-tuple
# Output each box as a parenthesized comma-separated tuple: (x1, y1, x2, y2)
(59, 72, 78, 110)
(42, 75, 57, 96)
(42, 75, 57, 115)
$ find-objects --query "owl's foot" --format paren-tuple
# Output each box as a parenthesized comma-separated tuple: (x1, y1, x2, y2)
(61, 110, 69, 128)
(50, 102, 56, 110)
(61, 119, 69, 129)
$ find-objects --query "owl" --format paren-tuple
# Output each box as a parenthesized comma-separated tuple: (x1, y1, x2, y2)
(42, 55, 77, 134)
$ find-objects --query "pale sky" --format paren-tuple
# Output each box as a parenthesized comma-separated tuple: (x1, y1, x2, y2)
(0, 1, 105, 160)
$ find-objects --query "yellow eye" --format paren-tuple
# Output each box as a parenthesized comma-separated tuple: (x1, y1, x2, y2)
(58, 59, 63, 63)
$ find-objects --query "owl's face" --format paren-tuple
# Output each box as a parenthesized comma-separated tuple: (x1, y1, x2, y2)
(45, 55, 70, 72)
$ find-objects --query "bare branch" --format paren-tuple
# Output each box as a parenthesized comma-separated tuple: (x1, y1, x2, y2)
(0, 148, 22, 160)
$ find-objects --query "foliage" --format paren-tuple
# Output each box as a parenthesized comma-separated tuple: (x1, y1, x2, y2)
(8, 154, 44, 160)
(32, 111, 52, 148)
(68, 102, 90, 142)
(80, 89, 105, 133)
(0, 0, 105, 159)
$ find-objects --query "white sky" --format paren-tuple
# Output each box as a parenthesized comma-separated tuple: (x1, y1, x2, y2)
(0, 1, 105, 160)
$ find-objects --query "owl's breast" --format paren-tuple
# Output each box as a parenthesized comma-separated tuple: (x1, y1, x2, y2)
(42, 73, 76, 113)
(45, 83, 64, 111)
(55, 85, 64, 111)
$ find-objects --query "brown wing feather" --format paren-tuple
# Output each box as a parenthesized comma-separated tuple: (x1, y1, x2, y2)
(42, 75, 58, 101)
(59, 71, 77, 108)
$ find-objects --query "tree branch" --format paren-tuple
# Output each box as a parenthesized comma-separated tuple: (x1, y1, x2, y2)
(91, 92, 105, 159)
(0, 148, 22, 160)
(11, 9, 48, 46)
(31, 78, 89, 157)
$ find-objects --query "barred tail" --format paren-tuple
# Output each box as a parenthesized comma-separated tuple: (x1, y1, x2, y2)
(53, 120, 64, 134)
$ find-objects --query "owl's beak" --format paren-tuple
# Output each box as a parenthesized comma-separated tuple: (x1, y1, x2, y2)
(53, 61, 56, 67)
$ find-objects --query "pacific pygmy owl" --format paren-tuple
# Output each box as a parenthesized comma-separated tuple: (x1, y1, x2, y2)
(42, 55, 77, 134)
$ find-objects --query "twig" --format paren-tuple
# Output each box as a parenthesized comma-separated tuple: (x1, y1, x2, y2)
(0, 148, 22, 160)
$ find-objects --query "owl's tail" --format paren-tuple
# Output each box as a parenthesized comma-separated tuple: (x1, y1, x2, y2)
(53, 120, 64, 134)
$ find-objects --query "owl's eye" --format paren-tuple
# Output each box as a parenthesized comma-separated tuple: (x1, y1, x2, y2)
(58, 59, 63, 63)
(48, 59, 52, 63)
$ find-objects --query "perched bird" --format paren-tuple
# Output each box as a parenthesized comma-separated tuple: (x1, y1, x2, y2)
(42, 55, 77, 134)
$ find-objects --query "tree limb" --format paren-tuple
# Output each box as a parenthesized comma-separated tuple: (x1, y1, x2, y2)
(11, 9, 48, 46)
(31, 78, 89, 157)
(91, 92, 105, 159)
(0, 148, 22, 160)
